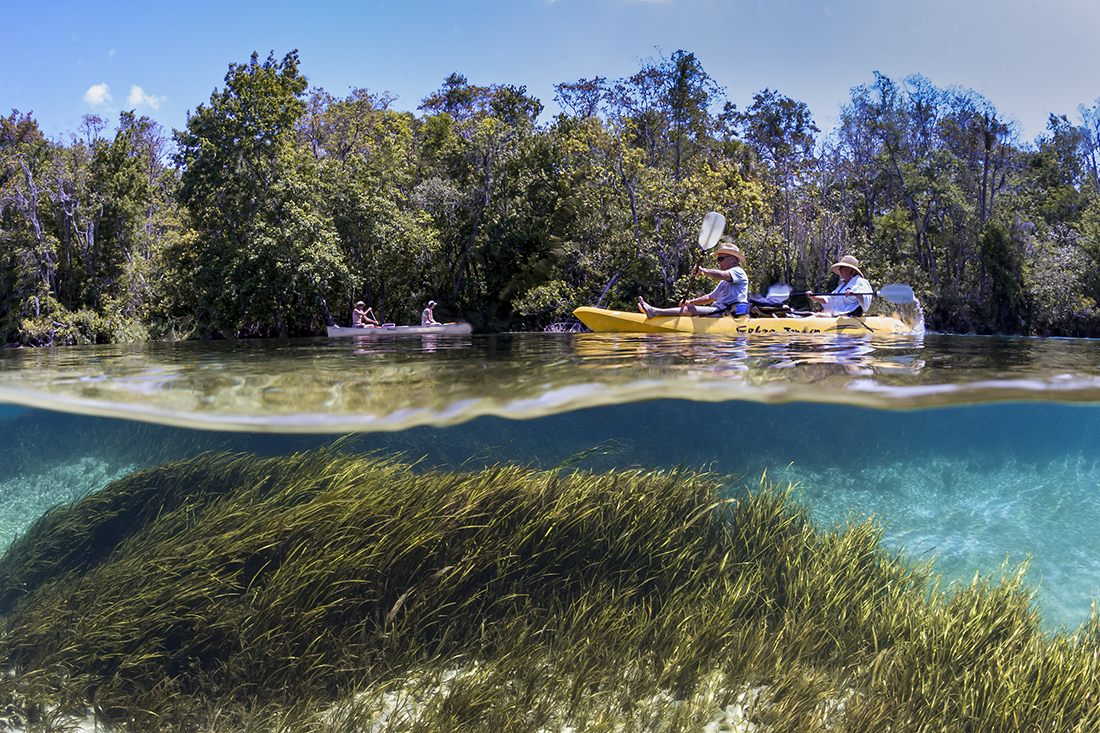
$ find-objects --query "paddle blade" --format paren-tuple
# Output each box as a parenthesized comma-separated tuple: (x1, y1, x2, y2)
(698, 211, 725, 250)
(766, 283, 792, 300)
(877, 283, 915, 303)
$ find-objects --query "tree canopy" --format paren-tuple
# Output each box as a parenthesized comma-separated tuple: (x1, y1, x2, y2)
(4, 50, 1100, 344)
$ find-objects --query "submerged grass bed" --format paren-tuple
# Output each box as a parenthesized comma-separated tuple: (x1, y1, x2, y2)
(0, 448, 1095, 732)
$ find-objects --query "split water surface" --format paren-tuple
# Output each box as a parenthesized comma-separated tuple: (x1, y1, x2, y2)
(1, 329, 1099, 631)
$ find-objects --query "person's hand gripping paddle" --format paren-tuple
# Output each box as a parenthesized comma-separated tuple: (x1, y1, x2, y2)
(682, 211, 726, 305)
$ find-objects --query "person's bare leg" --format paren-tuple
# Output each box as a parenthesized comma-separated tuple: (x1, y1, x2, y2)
(638, 297, 698, 318)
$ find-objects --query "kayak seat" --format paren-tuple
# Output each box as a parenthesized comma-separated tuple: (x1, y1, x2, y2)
(749, 294, 792, 318)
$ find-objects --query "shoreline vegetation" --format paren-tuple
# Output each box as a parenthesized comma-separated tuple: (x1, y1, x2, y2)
(0, 447, 1096, 731)
(5, 50, 1100, 347)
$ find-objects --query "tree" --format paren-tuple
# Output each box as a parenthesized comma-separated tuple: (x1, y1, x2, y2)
(1022, 115, 1086, 227)
(1, 109, 178, 344)
(727, 89, 819, 284)
(978, 221, 1028, 333)
(414, 75, 569, 329)
(0, 111, 56, 341)
(554, 77, 607, 120)
(1078, 99, 1100, 196)
(172, 51, 349, 337)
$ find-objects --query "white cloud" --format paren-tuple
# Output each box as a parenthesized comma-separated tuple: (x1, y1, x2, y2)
(83, 83, 112, 107)
(127, 85, 166, 110)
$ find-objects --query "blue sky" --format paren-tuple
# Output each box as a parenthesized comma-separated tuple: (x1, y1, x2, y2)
(5, 0, 1100, 146)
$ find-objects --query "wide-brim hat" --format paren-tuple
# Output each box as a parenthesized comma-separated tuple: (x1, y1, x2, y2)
(829, 255, 863, 278)
(713, 243, 745, 265)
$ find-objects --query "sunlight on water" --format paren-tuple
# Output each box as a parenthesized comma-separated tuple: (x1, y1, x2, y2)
(2, 332, 1100, 430)
(0, 457, 136, 547)
(1, 332, 1099, 629)
(782, 453, 1100, 627)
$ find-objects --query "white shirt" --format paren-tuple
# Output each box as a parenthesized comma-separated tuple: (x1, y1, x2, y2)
(822, 275, 872, 316)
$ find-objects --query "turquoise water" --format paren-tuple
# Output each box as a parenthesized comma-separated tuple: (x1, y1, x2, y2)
(1, 332, 1099, 629)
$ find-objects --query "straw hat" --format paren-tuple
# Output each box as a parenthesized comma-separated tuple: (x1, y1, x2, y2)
(829, 255, 863, 278)
(713, 240, 746, 265)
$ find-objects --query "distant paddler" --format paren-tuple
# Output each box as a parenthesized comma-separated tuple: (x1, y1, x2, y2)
(421, 300, 441, 325)
(353, 301, 379, 327)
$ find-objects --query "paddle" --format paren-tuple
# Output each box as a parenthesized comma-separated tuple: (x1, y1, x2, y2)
(681, 211, 726, 304)
(766, 282, 915, 304)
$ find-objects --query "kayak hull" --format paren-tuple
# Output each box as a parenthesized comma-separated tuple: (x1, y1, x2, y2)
(573, 307, 912, 335)
(327, 322, 473, 337)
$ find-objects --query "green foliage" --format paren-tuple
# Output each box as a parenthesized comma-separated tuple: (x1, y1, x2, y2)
(978, 221, 1030, 333)
(1, 108, 175, 345)
(1026, 238, 1099, 335)
(8, 52, 1100, 339)
(510, 280, 582, 328)
(335, 179, 440, 325)
(171, 51, 348, 336)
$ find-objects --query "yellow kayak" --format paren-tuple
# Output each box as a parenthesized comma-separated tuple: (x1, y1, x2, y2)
(573, 307, 914, 336)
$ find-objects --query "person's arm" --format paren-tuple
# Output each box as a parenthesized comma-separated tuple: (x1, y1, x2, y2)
(824, 279, 868, 315)
(693, 264, 733, 282)
(849, 277, 873, 311)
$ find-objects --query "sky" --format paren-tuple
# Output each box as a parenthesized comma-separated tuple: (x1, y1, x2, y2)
(5, 0, 1100, 147)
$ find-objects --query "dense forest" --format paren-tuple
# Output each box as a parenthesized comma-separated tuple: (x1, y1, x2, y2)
(3, 49, 1100, 345)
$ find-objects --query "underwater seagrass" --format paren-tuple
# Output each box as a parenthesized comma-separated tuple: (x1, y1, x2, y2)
(0, 447, 1096, 732)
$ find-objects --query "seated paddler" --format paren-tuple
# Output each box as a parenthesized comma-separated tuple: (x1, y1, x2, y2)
(808, 255, 872, 317)
(638, 237, 749, 319)
(352, 300, 379, 327)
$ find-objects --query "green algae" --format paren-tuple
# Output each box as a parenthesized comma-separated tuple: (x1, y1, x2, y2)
(0, 448, 1095, 732)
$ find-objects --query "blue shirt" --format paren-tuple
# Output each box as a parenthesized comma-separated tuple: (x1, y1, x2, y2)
(707, 266, 749, 307)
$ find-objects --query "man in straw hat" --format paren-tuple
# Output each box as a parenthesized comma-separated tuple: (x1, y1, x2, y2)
(809, 255, 872, 317)
(638, 236, 750, 318)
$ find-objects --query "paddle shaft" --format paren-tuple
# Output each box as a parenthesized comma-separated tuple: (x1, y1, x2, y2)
(767, 283, 914, 304)
(681, 251, 707, 305)
(801, 291, 869, 297)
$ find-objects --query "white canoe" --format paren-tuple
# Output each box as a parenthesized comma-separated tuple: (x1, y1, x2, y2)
(327, 322, 473, 337)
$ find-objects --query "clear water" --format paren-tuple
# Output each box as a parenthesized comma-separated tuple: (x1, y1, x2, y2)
(1, 332, 1099, 629)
